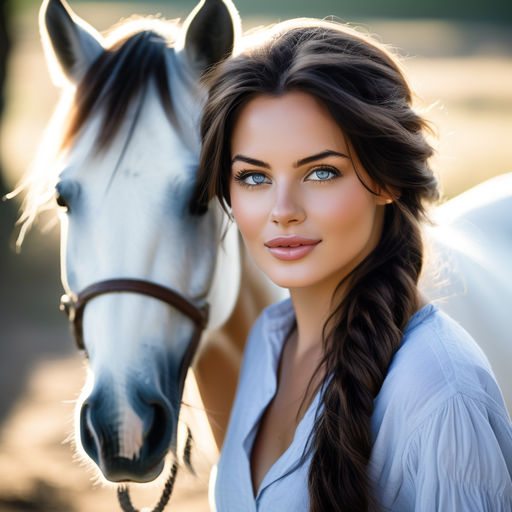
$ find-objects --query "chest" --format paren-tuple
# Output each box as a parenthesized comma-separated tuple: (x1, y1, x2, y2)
(249, 389, 302, 493)
(250, 345, 322, 496)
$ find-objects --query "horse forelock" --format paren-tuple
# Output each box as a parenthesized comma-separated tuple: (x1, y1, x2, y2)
(62, 22, 180, 153)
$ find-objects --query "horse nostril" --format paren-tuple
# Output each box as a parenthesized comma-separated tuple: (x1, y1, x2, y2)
(80, 403, 99, 464)
(77, 389, 175, 481)
(145, 403, 171, 455)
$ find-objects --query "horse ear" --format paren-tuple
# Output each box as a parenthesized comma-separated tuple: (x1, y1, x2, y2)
(40, 0, 104, 86)
(181, 0, 240, 77)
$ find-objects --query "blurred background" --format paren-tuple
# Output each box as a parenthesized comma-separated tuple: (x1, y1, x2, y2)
(0, 0, 510, 510)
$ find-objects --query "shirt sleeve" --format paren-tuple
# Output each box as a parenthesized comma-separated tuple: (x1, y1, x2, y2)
(401, 392, 512, 511)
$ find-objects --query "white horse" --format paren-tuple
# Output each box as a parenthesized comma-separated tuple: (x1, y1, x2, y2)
(12, 0, 511, 500)
(421, 173, 512, 413)
(14, 0, 271, 487)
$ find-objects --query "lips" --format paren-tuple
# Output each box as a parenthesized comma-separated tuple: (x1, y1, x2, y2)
(264, 236, 321, 261)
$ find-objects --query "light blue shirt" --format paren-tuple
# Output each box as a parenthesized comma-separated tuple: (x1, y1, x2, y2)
(214, 298, 512, 511)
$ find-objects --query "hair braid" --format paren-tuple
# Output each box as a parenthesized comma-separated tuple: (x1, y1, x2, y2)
(308, 207, 424, 511)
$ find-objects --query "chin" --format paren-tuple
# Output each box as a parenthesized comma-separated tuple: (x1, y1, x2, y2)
(267, 271, 320, 290)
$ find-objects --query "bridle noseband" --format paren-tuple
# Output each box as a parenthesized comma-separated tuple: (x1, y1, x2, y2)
(60, 278, 209, 385)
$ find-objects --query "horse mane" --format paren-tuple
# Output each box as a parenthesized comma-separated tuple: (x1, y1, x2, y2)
(61, 21, 178, 152)
(10, 18, 180, 246)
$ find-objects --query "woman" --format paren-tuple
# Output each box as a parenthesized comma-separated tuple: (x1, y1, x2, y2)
(191, 19, 512, 511)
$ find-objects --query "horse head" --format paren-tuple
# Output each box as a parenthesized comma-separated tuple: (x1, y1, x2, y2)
(37, 0, 240, 483)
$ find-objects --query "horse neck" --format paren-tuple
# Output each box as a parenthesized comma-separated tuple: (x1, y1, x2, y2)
(206, 208, 242, 330)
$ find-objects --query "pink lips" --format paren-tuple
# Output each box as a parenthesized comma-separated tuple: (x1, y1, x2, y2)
(264, 236, 321, 261)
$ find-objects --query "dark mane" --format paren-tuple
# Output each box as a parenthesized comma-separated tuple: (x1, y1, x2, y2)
(61, 28, 176, 151)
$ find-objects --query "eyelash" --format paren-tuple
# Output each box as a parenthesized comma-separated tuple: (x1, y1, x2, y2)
(233, 166, 341, 188)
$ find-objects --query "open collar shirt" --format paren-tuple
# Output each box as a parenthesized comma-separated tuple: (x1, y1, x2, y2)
(213, 298, 512, 511)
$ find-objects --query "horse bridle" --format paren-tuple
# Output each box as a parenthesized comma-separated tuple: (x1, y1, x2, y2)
(60, 278, 209, 386)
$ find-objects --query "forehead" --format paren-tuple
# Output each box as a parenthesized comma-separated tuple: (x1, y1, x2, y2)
(231, 91, 348, 159)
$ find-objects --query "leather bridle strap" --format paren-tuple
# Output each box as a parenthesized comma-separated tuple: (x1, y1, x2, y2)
(60, 278, 209, 352)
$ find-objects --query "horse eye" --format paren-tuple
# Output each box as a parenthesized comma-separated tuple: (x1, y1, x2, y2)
(55, 179, 80, 212)
(56, 193, 69, 210)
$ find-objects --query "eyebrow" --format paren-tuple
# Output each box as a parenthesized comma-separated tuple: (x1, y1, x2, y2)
(231, 150, 349, 169)
(231, 155, 270, 168)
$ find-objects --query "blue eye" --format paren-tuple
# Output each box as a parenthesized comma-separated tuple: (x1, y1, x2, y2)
(248, 173, 266, 184)
(234, 171, 270, 186)
(307, 167, 339, 181)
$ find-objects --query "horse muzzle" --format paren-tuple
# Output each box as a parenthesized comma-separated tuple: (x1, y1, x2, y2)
(79, 379, 177, 483)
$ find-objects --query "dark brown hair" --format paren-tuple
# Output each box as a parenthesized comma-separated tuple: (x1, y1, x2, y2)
(191, 19, 438, 511)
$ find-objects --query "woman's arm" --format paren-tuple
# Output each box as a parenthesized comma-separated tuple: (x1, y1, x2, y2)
(399, 393, 512, 511)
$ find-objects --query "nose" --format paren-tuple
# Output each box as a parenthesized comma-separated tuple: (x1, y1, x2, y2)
(79, 385, 175, 482)
(270, 181, 306, 225)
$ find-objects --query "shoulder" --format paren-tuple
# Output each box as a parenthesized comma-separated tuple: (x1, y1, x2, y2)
(372, 390, 512, 510)
(375, 305, 507, 429)
(370, 304, 510, 471)
(370, 306, 512, 509)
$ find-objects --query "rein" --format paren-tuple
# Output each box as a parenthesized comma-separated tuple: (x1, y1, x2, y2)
(59, 278, 209, 511)
(117, 427, 194, 512)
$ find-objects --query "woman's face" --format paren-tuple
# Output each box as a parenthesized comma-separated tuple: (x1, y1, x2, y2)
(229, 91, 389, 295)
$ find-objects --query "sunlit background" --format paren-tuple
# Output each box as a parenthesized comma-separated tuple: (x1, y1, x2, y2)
(0, 0, 510, 510)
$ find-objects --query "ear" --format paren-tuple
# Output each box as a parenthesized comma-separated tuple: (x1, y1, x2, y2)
(375, 187, 397, 205)
(40, 0, 104, 86)
(181, 0, 240, 77)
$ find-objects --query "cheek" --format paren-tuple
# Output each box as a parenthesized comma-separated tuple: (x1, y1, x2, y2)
(229, 186, 264, 244)
(311, 181, 376, 236)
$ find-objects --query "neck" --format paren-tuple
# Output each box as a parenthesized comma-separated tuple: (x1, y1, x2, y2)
(288, 277, 348, 359)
